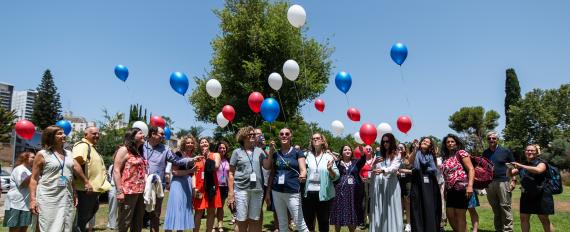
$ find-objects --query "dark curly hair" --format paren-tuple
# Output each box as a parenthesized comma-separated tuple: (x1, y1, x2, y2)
(441, 133, 465, 159)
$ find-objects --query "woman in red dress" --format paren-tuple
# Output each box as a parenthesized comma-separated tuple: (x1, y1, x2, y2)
(193, 138, 222, 232)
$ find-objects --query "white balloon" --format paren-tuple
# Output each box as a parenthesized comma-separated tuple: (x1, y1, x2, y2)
(132, 121, 149, 137)
(287, 4, 306, 28)
(354, 132, 363, 144)
(331, 120, 344, 136)
(377, 122, 393, 137)
(216, 112, 229, 128)
(206, 79, 222, 98)
(268, 73, 283, 91)
(283, 60, 300, 81)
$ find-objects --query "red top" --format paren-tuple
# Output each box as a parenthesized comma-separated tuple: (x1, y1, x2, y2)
(121, 152, 147, 194)
(442, 150, 469, 190)
(359, 157, 375, 179)
(193, 152, 222, 209)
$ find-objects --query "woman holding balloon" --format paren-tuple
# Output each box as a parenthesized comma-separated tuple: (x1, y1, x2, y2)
(302, 133, 339, 232)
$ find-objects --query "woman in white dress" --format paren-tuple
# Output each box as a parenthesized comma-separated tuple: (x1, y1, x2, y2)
(29, 125, 92, 232)
(369, 133, 403, 232)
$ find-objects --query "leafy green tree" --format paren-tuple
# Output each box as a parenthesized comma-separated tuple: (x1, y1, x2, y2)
(505, 68, 521, 126)
(504, 84, 569, 155)
(190, 0, 333, 127)
(31, 70, 62, 130)
(541, 138, 569, 169)
(0, 108, 16, 143)
(449, 106, 500, 154)
(97, 109, 126, 166)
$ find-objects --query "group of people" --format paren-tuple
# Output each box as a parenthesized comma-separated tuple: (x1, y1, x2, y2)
(2, 123, 558, 232)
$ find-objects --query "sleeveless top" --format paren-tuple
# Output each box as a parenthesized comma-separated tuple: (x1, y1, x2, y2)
(121, 151, 147, 194)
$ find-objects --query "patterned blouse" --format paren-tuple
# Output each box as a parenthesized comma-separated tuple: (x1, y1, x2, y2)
(121, 152, 147, 194)
(442, 150, 469, 190)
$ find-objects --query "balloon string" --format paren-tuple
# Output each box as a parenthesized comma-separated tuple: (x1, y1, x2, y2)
(254, 113, 259, 128)
(345, 94, 351, 108)
(184, 95, 196, 128)
(399, 67, 411, 109)
(276, 92, 288, 126)
(124, 82, 137, 104)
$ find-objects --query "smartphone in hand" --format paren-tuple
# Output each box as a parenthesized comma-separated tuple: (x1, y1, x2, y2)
(505, 163, 515, 169)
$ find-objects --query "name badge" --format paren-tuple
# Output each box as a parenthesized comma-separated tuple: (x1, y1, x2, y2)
(250, 173, 257, 182)
(221, 175, 226, 184)
(312, 172, 320, 182)
(58, 176, 68, 187)
(278, 175, 285, 185)
(368, 171, 372, 178)
(347, 176, 354, 185)
(400, 172, 406, 178)
(423, 176, 429, 184)
(201, 172, 204, 179)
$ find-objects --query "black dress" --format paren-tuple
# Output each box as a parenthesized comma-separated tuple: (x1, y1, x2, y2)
(519, 159, 554, 215)
(410, 154, 442, 232)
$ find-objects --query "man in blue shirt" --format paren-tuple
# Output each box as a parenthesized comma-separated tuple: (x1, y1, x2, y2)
(482, 132, 516, 232)
(144, 126, 194, 232)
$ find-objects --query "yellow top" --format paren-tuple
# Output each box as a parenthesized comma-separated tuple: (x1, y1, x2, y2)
(72, 138, 111, 192)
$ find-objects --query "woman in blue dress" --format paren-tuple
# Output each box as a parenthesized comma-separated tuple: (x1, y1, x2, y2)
(164, 135, 202, 232)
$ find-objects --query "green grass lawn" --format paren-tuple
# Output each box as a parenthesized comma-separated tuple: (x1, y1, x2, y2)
(3, 186, 569, 231)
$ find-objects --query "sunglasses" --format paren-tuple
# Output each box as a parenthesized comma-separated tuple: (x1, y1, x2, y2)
(381, 140, 390, 143)
(247, 133, 256, 137)
(487, 137, 497, 141)
(312, 137, 322, 141)
(279, 132, 291, 136)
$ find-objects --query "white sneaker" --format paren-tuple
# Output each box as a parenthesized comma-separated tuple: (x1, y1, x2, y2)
(404, 224, 411, 232)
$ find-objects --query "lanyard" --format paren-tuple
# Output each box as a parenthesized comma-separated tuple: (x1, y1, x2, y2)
(245, 149, 255, 173)
(53, 152, 65, 176)
(278, 147, 299, 175)
(221, 160, 227, 179)
(313, 153, 324, 170)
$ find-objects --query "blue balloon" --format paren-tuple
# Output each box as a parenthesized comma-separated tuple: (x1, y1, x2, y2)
(390, 43, 408, 66)
(169, 72, 189, 96)
(55, 120, 72, 135)
(334, 71, 352, 94)
(114, 64, 129, 82)
(260, 98, 280, 123)
(164, 127, 172, 140)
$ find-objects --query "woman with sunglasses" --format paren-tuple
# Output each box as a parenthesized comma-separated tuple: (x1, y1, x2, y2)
(227, 126, 272, 232)
(369, 133, 403, 231)
(329, 145, 367, 232)
(509, 144, 555, 232)
(302, 133, 339, 232)
(265, 128, 309, 232)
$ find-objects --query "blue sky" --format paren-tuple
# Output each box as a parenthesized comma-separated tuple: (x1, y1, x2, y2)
(1, 0, 569, 142)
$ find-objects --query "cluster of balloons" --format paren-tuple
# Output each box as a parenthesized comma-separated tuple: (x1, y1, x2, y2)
(216, 105, 235, 128)
(328, 116, 412, 146)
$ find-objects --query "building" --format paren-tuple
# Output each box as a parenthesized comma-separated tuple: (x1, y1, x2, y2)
(11, 90, 37, 121)
(63, 111, 97, 137)
(0, 82, 14, 110)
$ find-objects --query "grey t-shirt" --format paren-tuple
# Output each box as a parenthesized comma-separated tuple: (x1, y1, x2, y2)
(230, 147, 265, 191)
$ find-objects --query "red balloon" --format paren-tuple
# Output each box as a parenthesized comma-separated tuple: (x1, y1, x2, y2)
(15, 120, 36, 140)
(248, 92, 264, 113)
(397, 116, 412, 134)
(359, 123, 378, 145)
(150, 116, 166, 128)
(353, 145, 362, 159)
(314, 99, 325, 112)
(347, 107, 361, 122)
(222, 105, 236, 122)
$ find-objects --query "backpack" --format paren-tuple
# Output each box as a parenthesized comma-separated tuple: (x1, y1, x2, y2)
(544, 162, 563, 195)
(470, 155, 494, 189)
(455, 150, 494, 189)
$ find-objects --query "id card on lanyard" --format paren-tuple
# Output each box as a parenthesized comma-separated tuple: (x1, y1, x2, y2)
(54, 153, 67, 187)
(245, 150, 256, 183)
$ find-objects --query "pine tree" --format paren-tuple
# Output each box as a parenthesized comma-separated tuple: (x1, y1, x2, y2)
(31, 69, 62, 130)
(128, 104, 147, 126)
(505, 68, 521, 126)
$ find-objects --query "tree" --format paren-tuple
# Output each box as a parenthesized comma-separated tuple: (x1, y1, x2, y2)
(31, 69, 62, 130)
(0, 108, 16, 143)
(163, 116, 175, 129)
(541, 138, 569, 170)
(128, 104, 147, 126)
(97, 109, 127, 166)
(504, 84, 569, 156)
(449, 106, 500, 154)
(190, 0, 333, 127)
(505, 68, 521, 126)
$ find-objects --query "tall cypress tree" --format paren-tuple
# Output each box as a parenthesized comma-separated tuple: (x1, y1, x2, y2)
(31, 69, 62, 130)
(505, 68, 521, 125)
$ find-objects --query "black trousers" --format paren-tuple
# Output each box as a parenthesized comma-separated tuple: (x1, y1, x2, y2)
(302, 191, 331, 232)
(74, 191, 101, 232)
